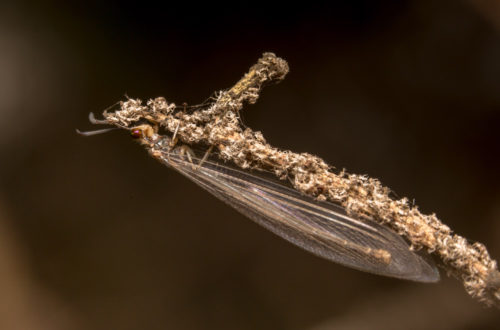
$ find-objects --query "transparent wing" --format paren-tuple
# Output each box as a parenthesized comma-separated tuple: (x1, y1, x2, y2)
(162, 147, 439, 283)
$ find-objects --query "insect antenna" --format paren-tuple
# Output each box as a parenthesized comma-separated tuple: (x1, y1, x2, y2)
(76, 127, 119, 136)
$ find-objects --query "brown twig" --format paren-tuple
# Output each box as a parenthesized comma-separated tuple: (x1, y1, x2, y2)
(99, 52, 500, 307)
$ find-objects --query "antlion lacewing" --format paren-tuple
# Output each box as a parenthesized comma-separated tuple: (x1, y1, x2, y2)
(78, 113, 439, 283)
(76, 52, 500, 306)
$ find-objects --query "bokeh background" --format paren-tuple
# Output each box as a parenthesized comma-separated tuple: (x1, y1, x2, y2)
(1, 1, 499, 329)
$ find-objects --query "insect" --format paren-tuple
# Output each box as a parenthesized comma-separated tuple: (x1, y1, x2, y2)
(76, 52, 500, 305)
(78, 116, 439, 283)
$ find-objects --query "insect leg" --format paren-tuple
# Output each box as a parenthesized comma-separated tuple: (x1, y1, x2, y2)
(196, 145, 214, 170)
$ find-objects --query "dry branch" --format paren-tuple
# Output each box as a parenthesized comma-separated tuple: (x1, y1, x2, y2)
(99, 53, 500, 307)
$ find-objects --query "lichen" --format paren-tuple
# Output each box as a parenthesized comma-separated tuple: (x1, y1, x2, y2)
(100, 52, 500, 307)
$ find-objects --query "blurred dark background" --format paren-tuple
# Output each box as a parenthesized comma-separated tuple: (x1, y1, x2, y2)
(0, 1, 499, 329)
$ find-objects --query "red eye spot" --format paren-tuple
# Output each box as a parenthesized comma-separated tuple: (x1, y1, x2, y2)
(131, 129, 142, 139)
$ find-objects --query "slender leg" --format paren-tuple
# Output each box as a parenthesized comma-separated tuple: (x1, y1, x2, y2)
(196, 145, 214, 170)
(178, 145, 196, 170)
(170, 122, 180, 148)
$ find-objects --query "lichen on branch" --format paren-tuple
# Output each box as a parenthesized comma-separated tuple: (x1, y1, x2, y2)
(102, 52, 500, 307)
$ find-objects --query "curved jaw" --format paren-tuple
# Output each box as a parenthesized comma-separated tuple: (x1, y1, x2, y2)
(76, 112, 117, 136)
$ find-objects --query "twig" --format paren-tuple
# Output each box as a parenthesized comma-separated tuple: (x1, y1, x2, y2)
(98, 52, 500, 307)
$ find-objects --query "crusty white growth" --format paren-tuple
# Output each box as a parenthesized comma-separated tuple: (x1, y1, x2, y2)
(101, 53, 500, 307)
